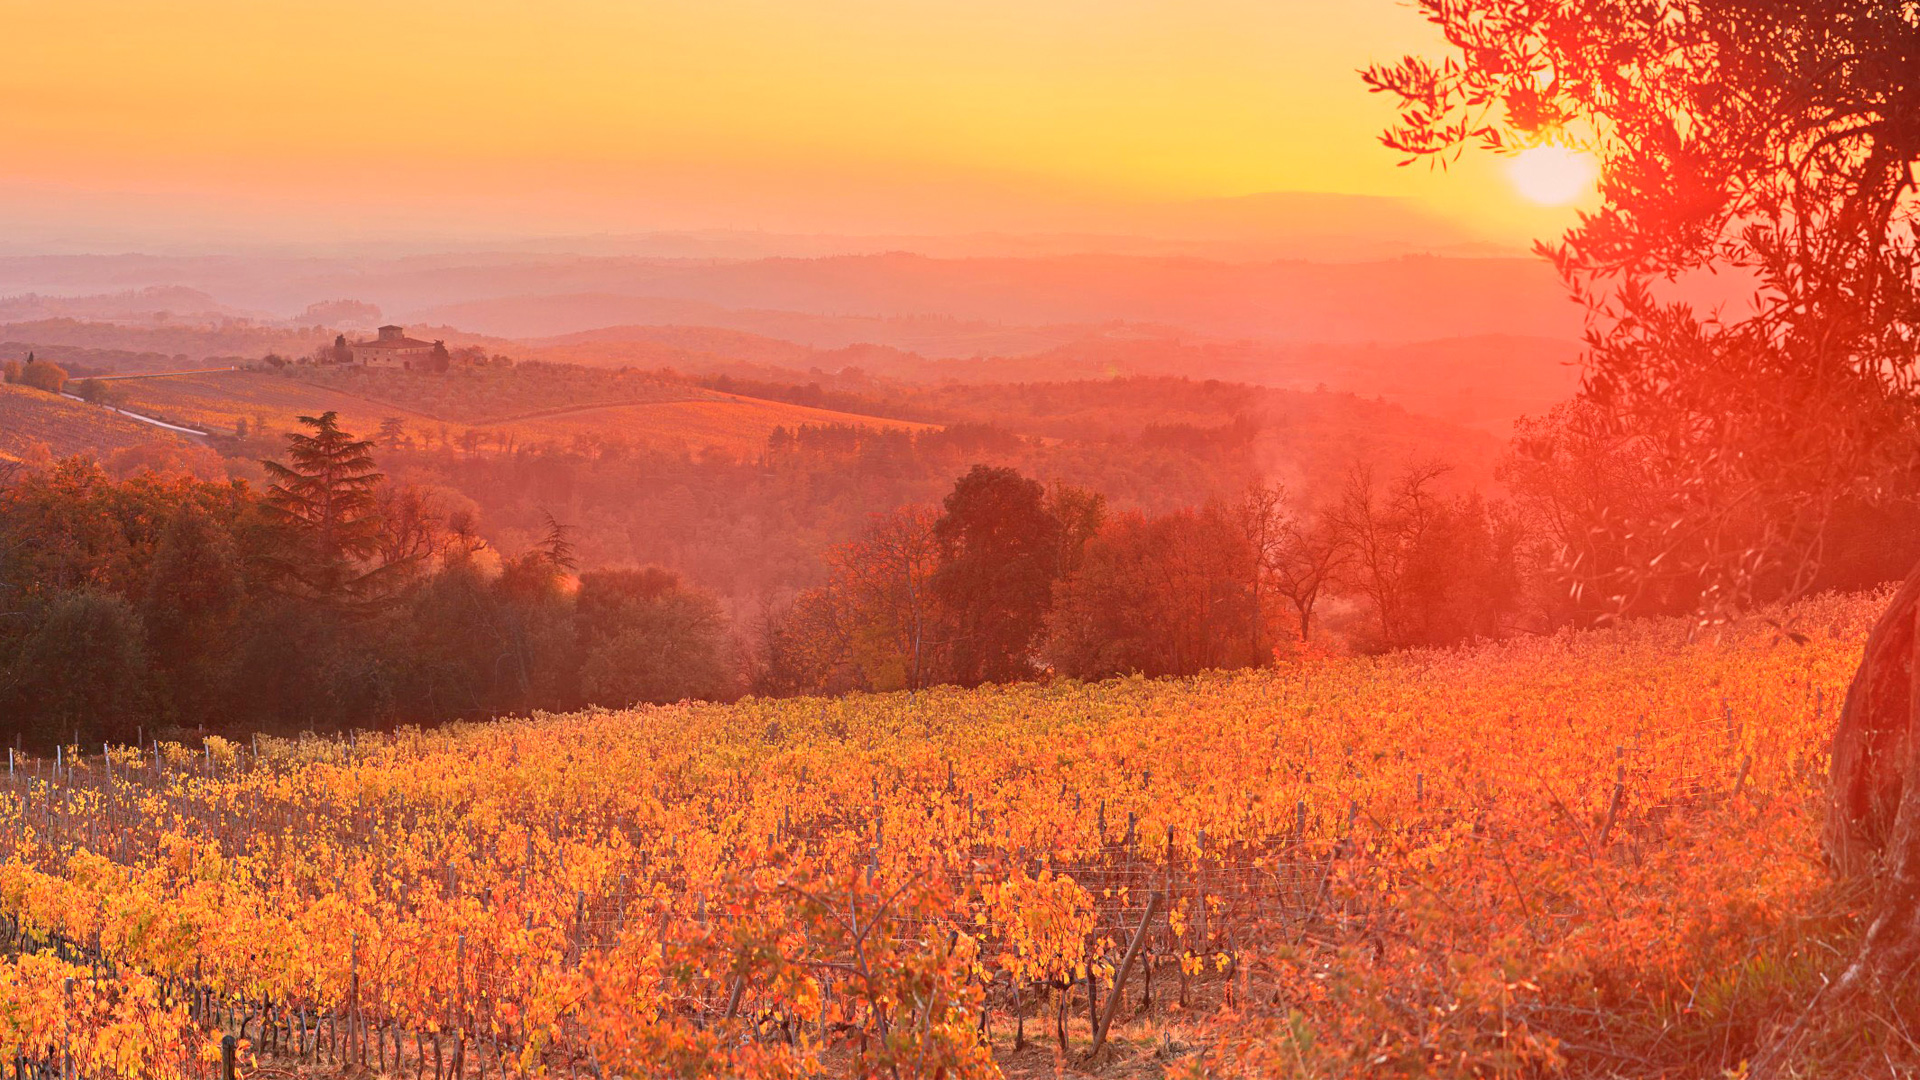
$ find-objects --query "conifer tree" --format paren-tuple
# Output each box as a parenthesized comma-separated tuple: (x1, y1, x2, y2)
(261, 411, 394, 605)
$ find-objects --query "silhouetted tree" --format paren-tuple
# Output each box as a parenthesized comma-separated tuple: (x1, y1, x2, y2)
(140, 506, 245, 724)
(260, 412, 394, 605)
(6, 589, 148, 744)
(932, 466, 1062, 685)
(1266, 503, 1348, 645)
(377, 417, 408, 450)
(576, 567, 734, 705)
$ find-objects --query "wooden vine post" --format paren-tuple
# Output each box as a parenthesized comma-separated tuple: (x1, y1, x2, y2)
(1085, 891, 1162, 1061)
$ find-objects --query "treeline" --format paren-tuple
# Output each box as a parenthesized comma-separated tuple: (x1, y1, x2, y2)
(0, 412, 1529, 748)
(757, 461, 1527, 694)
(0, 412, 734, 749)
(363, 417, 1266, 615)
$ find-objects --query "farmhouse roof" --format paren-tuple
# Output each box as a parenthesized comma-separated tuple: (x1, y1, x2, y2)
(354, 334, 436, 349)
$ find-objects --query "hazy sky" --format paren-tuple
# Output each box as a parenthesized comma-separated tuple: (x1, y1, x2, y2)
(0, 0, 1583, 250)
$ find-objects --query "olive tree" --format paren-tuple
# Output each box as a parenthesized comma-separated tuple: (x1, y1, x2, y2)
(1366, 0, 1920, 1023)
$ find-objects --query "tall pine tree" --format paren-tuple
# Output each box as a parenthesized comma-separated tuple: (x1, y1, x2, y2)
(261, 411, 397, 606)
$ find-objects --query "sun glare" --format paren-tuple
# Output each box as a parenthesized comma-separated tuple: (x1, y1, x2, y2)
(1507, 145, 1595, 206)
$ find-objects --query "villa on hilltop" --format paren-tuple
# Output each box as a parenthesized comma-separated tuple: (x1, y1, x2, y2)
(351, 325, 441, 369)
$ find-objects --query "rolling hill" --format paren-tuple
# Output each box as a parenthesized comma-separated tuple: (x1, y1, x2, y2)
(106, 367, 930, 455)
(0, 383, 189, 463)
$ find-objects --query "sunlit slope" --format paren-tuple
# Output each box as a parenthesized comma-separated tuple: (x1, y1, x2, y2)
(491, 392, 932, 454)
(0, 591, 1879, 1075)
(111, 370, 438, 439)
(111, 368, 926, 451)
(0, 383, 185, 462)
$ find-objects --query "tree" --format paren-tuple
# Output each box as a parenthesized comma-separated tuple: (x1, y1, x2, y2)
(260, 411, 395, 605)
(429, 340, 452, 373)
(5, 589, 149, 744)
(1045, 505, 1261, 679)
(16, 357, 66, 394)
(75, 378, 116, 405)
(1045, 483, 1107, 581)
(1266, 502, 1349, 646)
(1368, 0, 1920, 1030)
(377, 417, 408, 450)
(531, 511, 579, 574)
(372, 482, 449, 572)
(752, 509, 948, 695)
(1329, 464, 1446, 650)
(832, 507, 948, 692)
(931, 466, 1062, 685)
(1238, 483, 1289, 655)
(576, 567, 735, 705)
(140, 506, 245, 724)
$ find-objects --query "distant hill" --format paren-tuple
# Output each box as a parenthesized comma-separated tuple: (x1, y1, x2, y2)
(898, 376, 1507, 495)
(0, 286, 242, 324)
(406, 253, 1583, 347)
(964, 333, 1583, 435)
(0, 251, 1587, 348)
(461, 299, 1090, 356)
(529, 327, 1580, 435)
(0, 320, 334, 373)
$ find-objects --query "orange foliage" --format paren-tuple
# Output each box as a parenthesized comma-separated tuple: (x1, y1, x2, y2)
(0, 590, 1886, 1076)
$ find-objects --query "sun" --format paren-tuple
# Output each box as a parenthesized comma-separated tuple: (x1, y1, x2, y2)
(1507, 145, 1596, 206)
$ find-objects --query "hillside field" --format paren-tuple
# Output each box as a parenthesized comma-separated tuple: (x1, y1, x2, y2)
(0, 382, 187, 463)
(0, 591, 1889, 1078)
(111, 370, 436, 441)
(108, 368, 928, 454)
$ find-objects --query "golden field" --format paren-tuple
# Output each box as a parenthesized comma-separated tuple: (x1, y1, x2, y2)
(0, 590, 1886, 1078)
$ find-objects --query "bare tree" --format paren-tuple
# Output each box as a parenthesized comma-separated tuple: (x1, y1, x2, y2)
(1269, 505, 1350, 646)
(1237, 483, 1287, 655)
(1329, 463, 1448, 650)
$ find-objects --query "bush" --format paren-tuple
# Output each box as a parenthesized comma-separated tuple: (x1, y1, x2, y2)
(74, 378, 119, 406)
(16, 359, 67, 394)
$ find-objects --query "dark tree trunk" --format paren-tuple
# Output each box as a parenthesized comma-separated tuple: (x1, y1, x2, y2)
(1751, 571, 1920, 1076)
(1825, 567, 1920, 992)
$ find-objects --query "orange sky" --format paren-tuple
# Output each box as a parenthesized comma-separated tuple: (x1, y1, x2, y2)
(0, 0, 1586, 249)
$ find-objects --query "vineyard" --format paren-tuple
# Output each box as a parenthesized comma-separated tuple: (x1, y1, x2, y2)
(110, 370, 926, 456)
(289, 366, 705, 425)
(492, 394, 933, 456)
(0, 384, 185, 463)
(110, 372, 436, 441)
(0, 591, 1885, 1078)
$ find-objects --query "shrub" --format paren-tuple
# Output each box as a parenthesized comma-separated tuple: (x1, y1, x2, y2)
(16, 359, 67, 394)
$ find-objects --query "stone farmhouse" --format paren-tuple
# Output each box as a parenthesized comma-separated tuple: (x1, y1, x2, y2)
(351, 325, 439, 369)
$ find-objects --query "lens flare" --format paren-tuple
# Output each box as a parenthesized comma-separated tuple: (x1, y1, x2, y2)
(1507, 145, 1595, 206)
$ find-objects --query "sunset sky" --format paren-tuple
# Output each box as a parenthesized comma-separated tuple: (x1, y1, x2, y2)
(0, 0, 1586, 250)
